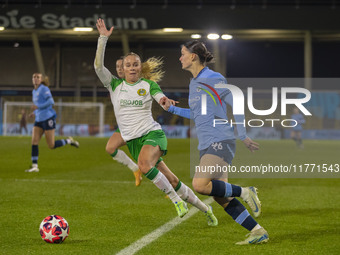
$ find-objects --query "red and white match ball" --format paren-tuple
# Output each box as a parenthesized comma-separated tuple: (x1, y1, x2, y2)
(39, 215, 69, 244)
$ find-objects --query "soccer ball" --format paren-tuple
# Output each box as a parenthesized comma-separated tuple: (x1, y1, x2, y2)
(39, 215, 69, 243)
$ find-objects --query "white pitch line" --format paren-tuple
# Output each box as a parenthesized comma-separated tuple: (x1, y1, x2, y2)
(116, 197, 214, 255)
(0, 178, 140, 185)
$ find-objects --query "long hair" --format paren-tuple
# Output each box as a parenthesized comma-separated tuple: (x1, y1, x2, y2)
(123, 52, 164, 83)
(33, 72, 50, 87)
(141, 57, 164, 83)
(182, 40, 214, 65)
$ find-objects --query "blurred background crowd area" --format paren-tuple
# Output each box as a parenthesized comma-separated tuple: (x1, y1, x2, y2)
(1, 0, 340, 138)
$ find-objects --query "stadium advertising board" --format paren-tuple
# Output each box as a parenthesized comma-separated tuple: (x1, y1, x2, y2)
(0, 9, 147, 30)
(1, 6, 340, 30)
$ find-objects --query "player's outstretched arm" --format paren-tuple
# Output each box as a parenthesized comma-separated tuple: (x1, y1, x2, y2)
(96, 18, 114, 37)
(159, 97, 191, 119)
(169, 99, 179, 106)
(94, 18, 115, 87)
(159, 97, 172, 111)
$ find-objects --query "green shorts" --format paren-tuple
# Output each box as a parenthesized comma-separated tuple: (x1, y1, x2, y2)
(126, 130, 167, 164)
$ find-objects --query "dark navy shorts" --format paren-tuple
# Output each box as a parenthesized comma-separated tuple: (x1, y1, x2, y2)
(199, 139, 236, 165)
(34, 116, 56, 131)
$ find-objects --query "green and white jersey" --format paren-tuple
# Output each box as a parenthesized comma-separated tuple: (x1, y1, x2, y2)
(107, 78, 165, 141)
(94, 35, 165, 141)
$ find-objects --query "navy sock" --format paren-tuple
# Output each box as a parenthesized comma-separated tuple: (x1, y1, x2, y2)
(31, 145, 38, 164)
(210, 180, 225, 197)
(225, 198, 258, 231)
(54, 139, 67, 149)
(210, 180, 242, 197)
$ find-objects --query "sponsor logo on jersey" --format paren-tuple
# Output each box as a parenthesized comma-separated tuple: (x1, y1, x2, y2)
(120, 99, 143, 107)
(197, 82, 223, 115)
(137, 88, 146, 96)
(198, 82, 223, 107)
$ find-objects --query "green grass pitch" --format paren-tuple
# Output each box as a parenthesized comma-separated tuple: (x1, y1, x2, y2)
(0, 136, 339, 254)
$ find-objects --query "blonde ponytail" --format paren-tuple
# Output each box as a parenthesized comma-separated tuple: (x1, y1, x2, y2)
(123, 53, 165, 83)
(141, 57, 164, 83)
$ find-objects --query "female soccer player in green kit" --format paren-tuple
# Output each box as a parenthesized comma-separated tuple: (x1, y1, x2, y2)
(94, 18, 217, 223)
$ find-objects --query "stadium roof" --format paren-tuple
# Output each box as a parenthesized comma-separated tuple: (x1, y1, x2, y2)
(1, 0, 340, 43)
(2, 1, 339, 8)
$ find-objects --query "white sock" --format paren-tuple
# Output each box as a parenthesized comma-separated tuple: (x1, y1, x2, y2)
(177, 182, 209, 212)
(251, 224, 262, 232)
(32, 163, 38, 168)
(113, 150, 139, 172)
(152, 171, 182, 204)
(240, 187, 249, 200)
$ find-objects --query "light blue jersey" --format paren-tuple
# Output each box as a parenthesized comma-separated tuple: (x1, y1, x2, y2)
(169, 67, 247, 150)
(291, 113, 305, 131)
(32, 84, 56, 122)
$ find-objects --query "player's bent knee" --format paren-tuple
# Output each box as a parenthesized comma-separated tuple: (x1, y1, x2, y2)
(105, 146, 115, 154)
(138, 160, 152, 174)
(105, 144, 116, 154)
(168, 176, 179, 188)
(192, 180, 207, 195)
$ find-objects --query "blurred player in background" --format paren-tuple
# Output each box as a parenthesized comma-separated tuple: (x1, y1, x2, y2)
(19, 109, 28, 135)
(291, 107, 305, 149)
(25, 73, 79, 173)
(115, 57, 125, 78)
(94, 18, 218, 223)
(161, 40, 269, 244)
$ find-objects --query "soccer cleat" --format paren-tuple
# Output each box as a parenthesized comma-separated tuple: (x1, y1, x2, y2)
(243, 187, 261, 218)
(235, 228, 269, 245)
(133, 169, 142, 187)
(205, 205, 218, 226)
(175, 201, 188, 218)
(68, 137, 79, 148)
(25, 165, 39, 173)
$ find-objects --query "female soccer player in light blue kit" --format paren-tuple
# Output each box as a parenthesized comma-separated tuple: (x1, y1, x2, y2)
(161, 40, 269, 244)
(291, 107, 305, 148)
(25, 73, 79, 172)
